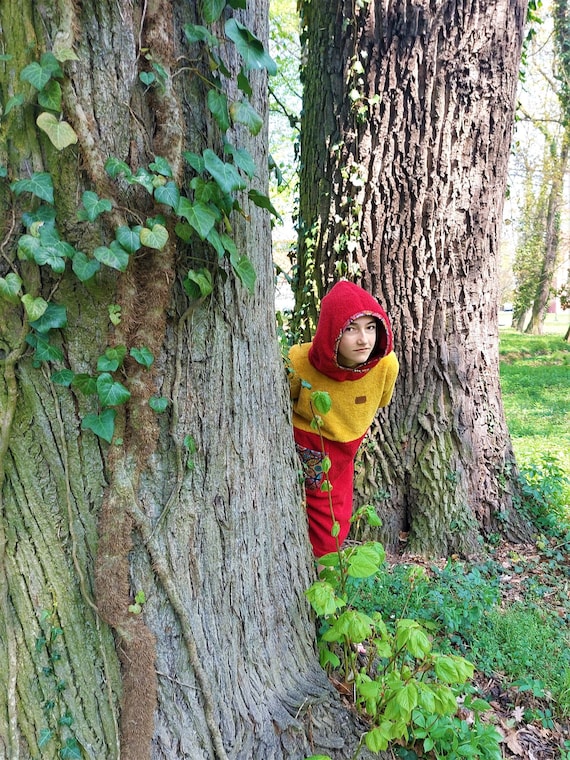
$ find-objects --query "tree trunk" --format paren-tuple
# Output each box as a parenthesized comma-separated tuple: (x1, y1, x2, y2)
(0, 2, 376, 758)
(297, 0, 531, 555)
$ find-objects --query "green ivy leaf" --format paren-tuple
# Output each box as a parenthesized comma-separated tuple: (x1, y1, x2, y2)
(97, 345, 127, 372)
(114, 226, 141, 254)
(174, 222, 193, 243)
(130, 346, 154, 368)
(94, 244, 129, 272)
(149, 396, 169, 413)
(154, 181, 180, 210)
(223, 144, 255, 178)
(81, 408, 116, 443)
(140, 224, 168, 250)
(229, 251, 256, 293)
(96, 373, 131, 407)
(148, 156, 172, 177)
(207, 90, 231, 133)
(5, 93, 25, 115)
(20, 62, 52, 90)
(11, 173, 54, 203)
(105, 157, 133, 180)
(183, 23, 219, 47)
(29, 302, 67, 333)
(21, 294, 48, 322)
(139, 71, 155, 87)
(25, 332, 64, 363)
(176, 198, 218, 240)
(183, 268, 213, 300)
(71, 374, 98, 396)
(224, 18, 277, 74)
(32, 246, 66, 273)
(229, 99, 263, 135)
(248, 189, 281, 219)
(37, 79, 62, 111)
(51, 369, 75, 387)
(203, 149, 246, 194)
(0, 273, 23, 303)
(132, 167, 155, 193)
(38, 728, 53, 749)
(202, 0, 226, 23)
(71, 251, 101, 281)
(36, 113, 78, 151)
(182, 151, 205, 174)
(237, 69, 253, 97)
(79, 191, 113, 222)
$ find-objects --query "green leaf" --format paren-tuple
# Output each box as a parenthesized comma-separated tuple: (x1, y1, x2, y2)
(176, 198, 218, 240)
(94, 244, 130, 272)
(97, 345, 127, 372)
(11, 173, 54, 203)
(224, 144, 255, 177)
(25, 332, 64, 363)
(30, 302, 67, 333)
(79, 191, 113, 222)
(105, 157, 133, 180)
(20, 62, 52, 90)
(149, 396, 169, 413)
(346, 543, 384, 578)
(96, 373, 131, 407)
(108, 304, 122, 325)
(139, 71, 155, 86)
(434, 654, 474, 684)
(36, 112, 78, 151)
(311, 390, 332, 415)
(21, 294, 48, 322)
(130, 346, 154, 368)
(81, 409, 116, 443)
(5, 93, 25, 115)
(132, 167, 155, 193)
(32, 246, 66, 273)
(364, 726, 390, 753)
(224, 18, 277, 74)
(229, 251, 256, 293)
(174, 222, 193, 242)
(115, 226, 141, 254)
(51, 369, 75, 387)
(183, 23, 219, 47)
(183, 268, 213, 300)
(38, 728, 53, 749)
(248, 189, 281, 219)
(140, 224, 168, 250)
(305, 581, 345, 617)
(229, 99, 263, 135)
(37, 79, 62, 111)
(207, 90, 231, 132)
(154, 181, 180, 210)
(0, 273, 23, 303)
(182, 151, 205, 174)
(71, 374, 98, 395)
(72, 251, 101, 281)
(237, 69, 253, 97)
(203, 149, 246, 193)
(148, 156, 172, 177)
(202, 0, 226, 23)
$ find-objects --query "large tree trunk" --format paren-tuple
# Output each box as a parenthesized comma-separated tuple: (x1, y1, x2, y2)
(297, 0, 531, 555)
(0, 2, 376, 758)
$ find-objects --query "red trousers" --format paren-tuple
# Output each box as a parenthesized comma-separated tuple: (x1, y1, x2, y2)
(294, 428, 364, 557)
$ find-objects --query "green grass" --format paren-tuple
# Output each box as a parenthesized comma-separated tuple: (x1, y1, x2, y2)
(499, 328, 570, 474)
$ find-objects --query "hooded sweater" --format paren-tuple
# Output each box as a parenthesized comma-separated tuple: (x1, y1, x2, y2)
(288, 281, 399, 445)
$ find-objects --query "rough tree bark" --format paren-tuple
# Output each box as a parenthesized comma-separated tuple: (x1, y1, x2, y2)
(0, 2, 378, 759)
(296, 0, 532, 555)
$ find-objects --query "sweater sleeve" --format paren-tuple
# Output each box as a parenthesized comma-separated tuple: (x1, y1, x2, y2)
(378, 351, 399, 408)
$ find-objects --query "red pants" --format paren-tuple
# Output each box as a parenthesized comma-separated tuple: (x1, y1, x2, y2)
(294, 428, 364, 557)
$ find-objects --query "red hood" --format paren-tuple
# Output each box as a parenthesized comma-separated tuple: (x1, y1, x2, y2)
(308, 281, 394, 382)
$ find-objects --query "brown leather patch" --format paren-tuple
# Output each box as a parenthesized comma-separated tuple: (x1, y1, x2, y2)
(355, 396, 367, 404)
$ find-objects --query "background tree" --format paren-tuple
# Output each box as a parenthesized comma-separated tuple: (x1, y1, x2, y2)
(295, 0, 532, 555)
(0, 2, 373, 759)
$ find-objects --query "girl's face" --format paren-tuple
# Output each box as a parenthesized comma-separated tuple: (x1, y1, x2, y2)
(337, 316, 377, 368)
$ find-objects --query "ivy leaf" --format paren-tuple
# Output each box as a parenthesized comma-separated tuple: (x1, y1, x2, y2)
(5, 93, 25, 115)
(72, 251, 101, 281)
(224, 18, 277, 74)
(105, 157, 133, 180)
(176, 198, 217, 240)
(38, 728, 53, 750)
(154, 181, 180, 210)
(51, 369, 75, 387)
(71, 374, 98, 395)
(203, 149, 246, 194)
(202, 0, 226, 23)
(115, 226, 141, 254)
(11, 173, 54, 203)
(132, 167, 155, 194)
(182, 151, 205, 174)
(25, 332, 64, 363)
(149, 396, 169, 413)
(140, 224, 168, 250)
(229, 251, 256, 294)
(37, 79, 62, 111)
(0, 273, 23, 303)
(21, 294, 48, 322)
(139, 71, 155, 87)
(229, 99, 263, 136)
(228, 0, 246, 7)
(81, 408, 116, 443)
(96, 373, 131, 407)
(97, 346, 127, 372)
(207, 90, 230, 133)
(130, 346, 154, 368)
(36, 113, 78, 151)
(224, 144, 255, 178)
(78, 191, 112, 222)
(33, 246, 66, 273)
(94, 244, 130, 272)
(183, 23, 219, 47)
(20, 62, 52, 90)
(183, 268, 213, 300)
(148, 156, 172, 177)
(29, 302, 67, 333)
(237, 69, 252, 97)
(174, 222, 193, 243)
(248, 189, 281, 219)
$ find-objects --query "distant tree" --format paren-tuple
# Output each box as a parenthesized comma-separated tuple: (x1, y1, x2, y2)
(295, 0, 531, 555)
